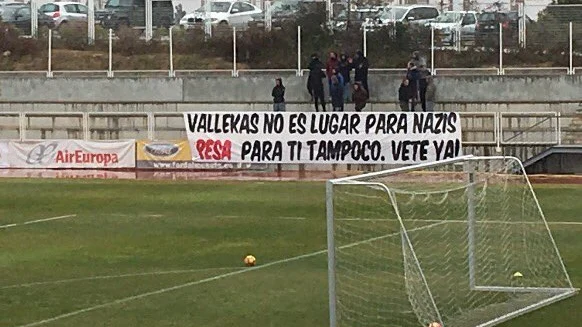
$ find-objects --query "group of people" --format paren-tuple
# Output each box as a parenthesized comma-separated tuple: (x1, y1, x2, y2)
(306, 51, 370, 112)
(398, 51, 437, 112)
(271, 50, 437, 112)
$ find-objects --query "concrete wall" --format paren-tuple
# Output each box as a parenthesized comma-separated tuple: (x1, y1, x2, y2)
(2, 75, 582, 106)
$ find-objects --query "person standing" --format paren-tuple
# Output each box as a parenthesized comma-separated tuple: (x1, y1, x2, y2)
(330, 75, 344, 112)
(399, 79, 414, 111)
(326, 52, 340, 97)
(307, 53, 326, 112)
(352, 82, 368, 112)
(424, 75, 436, 112)
(272, 78, 286, 112)
(338, 53, 352, 103)
(351, 50, 369, 99)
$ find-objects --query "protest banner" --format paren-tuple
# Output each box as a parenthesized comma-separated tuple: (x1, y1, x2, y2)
(183, 112, 463, 164)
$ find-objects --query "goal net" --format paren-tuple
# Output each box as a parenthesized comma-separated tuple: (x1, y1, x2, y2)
(326, 155, 577, 327)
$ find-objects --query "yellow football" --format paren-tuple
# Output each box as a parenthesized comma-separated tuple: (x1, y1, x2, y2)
(244, 254, 256, 267)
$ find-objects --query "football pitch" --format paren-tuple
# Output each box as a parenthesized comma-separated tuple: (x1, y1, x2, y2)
(1, 179, 581, 327)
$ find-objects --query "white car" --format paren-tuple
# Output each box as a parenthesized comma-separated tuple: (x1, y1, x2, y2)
(39, 2, 88, 29)
(426, 11, 477, 45)
(179, 1, 262, 28)
(363, 5, 439, 31)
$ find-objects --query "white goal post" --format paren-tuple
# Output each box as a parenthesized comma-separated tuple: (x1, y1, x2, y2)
(326, 155, 578, 327)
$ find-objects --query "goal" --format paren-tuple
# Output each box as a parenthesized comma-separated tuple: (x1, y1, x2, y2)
(326, 155, 577, 327)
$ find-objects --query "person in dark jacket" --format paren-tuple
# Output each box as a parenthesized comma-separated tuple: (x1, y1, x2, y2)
(272, 78, 285, 112)
(307, 54, 326, 112)
(330, 75, 344, 112)
(406, 61, 420, 107)
(352, 82, 368, 112)
(399, 79, 414, 111)
(326, 52, 340, 93)
(351, 50, 369, 99)
(338, 53, 352, 103)
(418, 67, 431, 111)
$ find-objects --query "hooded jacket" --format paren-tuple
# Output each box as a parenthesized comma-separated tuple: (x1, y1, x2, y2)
(307, 57, 325, 94)
(353, 51, 369, 82)
(338, 54, 351, 84)
(272, 78, 285, 104)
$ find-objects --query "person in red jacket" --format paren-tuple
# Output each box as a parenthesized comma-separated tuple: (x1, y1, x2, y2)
(326, 52, 339, 98)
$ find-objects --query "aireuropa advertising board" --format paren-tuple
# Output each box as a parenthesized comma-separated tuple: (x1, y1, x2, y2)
(8, 140, 135, 169)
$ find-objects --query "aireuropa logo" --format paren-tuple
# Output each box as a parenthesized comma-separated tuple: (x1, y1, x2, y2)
(26, 142, 59, 165)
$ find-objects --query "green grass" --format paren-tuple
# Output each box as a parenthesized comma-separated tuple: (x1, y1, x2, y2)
(0, 179, 580, 327)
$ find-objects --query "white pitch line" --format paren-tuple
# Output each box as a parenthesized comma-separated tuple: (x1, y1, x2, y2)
(0, 214, 77, 229)
(1, 267, 245, 290)
(335, 218, 582, 226)
(216, 215, 307, 220)
(15, 221, 446, 327)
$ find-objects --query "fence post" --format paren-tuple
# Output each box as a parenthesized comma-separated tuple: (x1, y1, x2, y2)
(518, 2, 525, 48)
(265, 0, 272, 32)
(556, 112, 562, 145)
(569, 22, 573, 75)
(363, 27, 367, 57)
(498, 23, 504, 75)
(297, 25, 302, 77)
(108, 29, 114, 78)
(88, 0, 95, 45)
(205, 0, 212, 37)
(232, 27, 238, 77)
(145, 0, 153, 41)
(31, 0, 38, 37)
(169, 26, 175, 77)
(430, 25, 435, 74)
(18, 112, 25, 140)
(46, 29, 53, 78)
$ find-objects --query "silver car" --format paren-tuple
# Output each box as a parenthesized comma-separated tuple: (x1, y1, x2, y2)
(39, 1, 88, 29)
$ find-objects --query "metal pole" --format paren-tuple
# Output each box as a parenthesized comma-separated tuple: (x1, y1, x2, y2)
(467, 168, 476, 289)
(569, 22, 573, 75)
(205, 0, 212, 37)
(297, 25, 301, 76)
(517, 2, 526, 48)
(431, 25, 435, 74)
(88, 0, 95, 45)
(499, 23, 503, 75)
(108, 29, 113, 78)
(363, 28, 367, 57)
(145, 0, 153, 41)
(31, 0, 38, 37)
(265, 0, 272, 31)
(232, 27, 237, 77)
(47, 29, 53, 78)
(326, 181, 337, 327)
(169, 27, 174, 77)
(327, 0, 332, 24)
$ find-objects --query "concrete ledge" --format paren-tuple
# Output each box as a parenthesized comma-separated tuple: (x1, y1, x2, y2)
(1, 75, 582, 104)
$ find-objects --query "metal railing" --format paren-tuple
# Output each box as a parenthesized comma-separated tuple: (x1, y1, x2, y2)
(6, 16, 582, 78)
(2, 111, 581, 150)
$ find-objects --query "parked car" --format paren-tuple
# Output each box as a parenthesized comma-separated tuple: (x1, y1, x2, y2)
(179, 1, 262, 28)
(98, 0, 174, 29)
(363, 5, 439, 31)
(475, 11, 519, 46)
(0, 3, 55, 34)
(427, 11, 477, 45)
(38, 2, 88, 29)
(334, 6, 383, 30)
